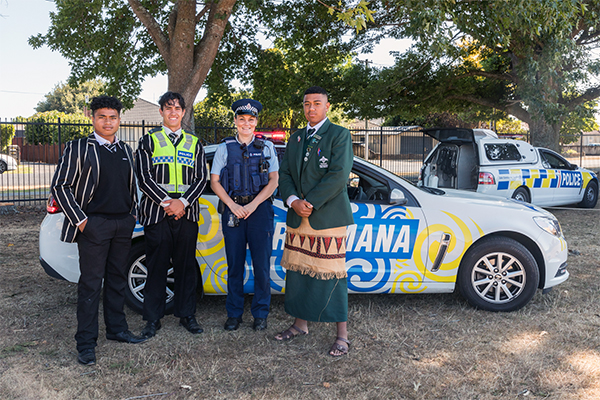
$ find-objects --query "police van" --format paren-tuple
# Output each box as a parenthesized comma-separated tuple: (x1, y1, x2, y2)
(418, 128, 599, 208)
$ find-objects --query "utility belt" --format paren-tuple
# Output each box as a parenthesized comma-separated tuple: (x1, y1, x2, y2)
(218, 194, 273, 214)
(232, 195, 256, 205)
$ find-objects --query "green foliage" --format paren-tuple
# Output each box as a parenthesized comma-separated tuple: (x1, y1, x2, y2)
(560, 100, 599, 144)
(496, 118, 529, 135)
(340, 0, 600, 150)
(29, 0, 152, 108)
(207, 0, 366, 129)
(194, 98, 235, 129)
(23, 111, 92, 145)
(1, 123, 15, 151)
(36, 80, 106, 114)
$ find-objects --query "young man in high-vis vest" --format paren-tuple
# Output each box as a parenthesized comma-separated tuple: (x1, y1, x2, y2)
(135, 91, 208, 338)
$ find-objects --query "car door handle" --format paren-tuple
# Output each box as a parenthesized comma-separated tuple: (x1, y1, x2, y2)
(199, 204, 209, 210)
(430, 233, 452, 272)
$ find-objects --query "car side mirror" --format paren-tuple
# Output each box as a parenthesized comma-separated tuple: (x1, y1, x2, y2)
(570, 163, 578, 170)
(390, 188, 408, 206)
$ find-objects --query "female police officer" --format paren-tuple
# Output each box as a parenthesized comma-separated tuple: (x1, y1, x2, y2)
(210, 99, 279, 331)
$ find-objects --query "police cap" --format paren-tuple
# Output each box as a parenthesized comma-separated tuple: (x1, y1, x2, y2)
(232, 99, 262, 117)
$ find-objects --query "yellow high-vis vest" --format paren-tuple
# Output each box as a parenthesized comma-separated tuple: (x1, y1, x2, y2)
(150, 128, 198, 194)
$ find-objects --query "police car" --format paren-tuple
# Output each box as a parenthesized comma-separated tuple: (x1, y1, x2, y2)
(419, 128, 598, 208)
(40, 143, 569, 313)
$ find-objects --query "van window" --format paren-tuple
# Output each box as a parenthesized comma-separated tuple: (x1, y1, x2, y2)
(484, 143, 522, 161)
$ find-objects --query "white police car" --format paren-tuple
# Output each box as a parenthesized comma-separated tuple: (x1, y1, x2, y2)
(0, 153, 18, 174)
(40, 144, 569, 313)
(419, 128, 598, 208)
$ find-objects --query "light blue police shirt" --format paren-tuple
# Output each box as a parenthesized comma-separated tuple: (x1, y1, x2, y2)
(210, 137, 279, 176)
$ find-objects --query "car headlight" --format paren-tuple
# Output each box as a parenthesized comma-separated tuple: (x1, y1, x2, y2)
(533, 216, 562, 237)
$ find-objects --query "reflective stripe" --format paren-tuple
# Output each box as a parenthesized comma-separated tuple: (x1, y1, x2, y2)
(183, 134, 193, 150)
(156, 131, 169, 148)
(159, 184, 190, 193)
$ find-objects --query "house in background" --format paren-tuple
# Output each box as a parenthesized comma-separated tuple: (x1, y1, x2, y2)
(120, 98, 162, 125)
(119, 98, 162, 145)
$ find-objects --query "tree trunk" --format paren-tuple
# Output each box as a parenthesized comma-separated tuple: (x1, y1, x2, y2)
(528, 116, 561, 151)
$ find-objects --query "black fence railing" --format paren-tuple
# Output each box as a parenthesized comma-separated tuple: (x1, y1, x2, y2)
(2, 118, 600, 205)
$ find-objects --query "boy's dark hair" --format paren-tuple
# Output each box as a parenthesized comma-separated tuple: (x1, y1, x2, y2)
(158, 91, 186, 110)
(304, 86, 329, 99)
(90, 95, 123, 115)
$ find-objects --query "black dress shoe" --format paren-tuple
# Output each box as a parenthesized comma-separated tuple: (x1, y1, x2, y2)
(77, 348, 96, 365)
(224, 317, 242, 331)
(106, 330, 148, 344)
(180, 316, 203, 334)
(253, 318, 268, 331)
(141, 320, 161, 338)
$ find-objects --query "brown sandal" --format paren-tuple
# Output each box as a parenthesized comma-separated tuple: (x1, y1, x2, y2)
(274, 324, 308, 341)
(329, 337, 350, 357)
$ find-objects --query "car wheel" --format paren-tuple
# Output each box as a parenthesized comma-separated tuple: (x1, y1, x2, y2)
(511, 187, 530, 203)
(0, 160, 7, 174)
(578, 181, 598, 208)
(457, 236, 539, 312)
(124, 241, 175, 315)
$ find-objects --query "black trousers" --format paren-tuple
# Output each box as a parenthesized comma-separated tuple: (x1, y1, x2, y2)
(143, 217, 199, 321)
(75, 214, 136, 352)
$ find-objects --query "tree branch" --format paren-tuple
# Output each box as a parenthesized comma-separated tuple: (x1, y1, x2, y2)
(457, 70, 516, 82)
(195, 3, 210, 24)
(447, 94, 531, 124)
(168, 2, 178, 44)
(128, 0, 170, 65)
(562, 85, 600, 110)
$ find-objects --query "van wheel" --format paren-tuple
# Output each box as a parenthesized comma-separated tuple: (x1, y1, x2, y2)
(124, 241, 175, 315)
(457, 237, 539, 312)
(579, 181, 598, 208)
(0, 161, 7, 174)
(511, 187, 530, 203)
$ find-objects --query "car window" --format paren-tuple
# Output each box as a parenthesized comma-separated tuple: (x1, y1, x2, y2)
(347, 169, 390, 202)
(540, 150, 570, 169)
(484, 143, 522, 161)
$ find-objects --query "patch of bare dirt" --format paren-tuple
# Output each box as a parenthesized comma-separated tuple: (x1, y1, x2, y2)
(0, 204, 599, 399)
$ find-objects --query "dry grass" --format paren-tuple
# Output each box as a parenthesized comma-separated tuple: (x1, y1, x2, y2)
(0, 204, 599, 400)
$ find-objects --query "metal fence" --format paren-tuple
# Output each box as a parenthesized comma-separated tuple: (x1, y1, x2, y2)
(2, 118, 600, 205)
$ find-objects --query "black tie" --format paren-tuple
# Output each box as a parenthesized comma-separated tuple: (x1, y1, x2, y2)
(104, 142, 117, 153)
(169, 132, 178, 144)
(307, 128, 316, 138)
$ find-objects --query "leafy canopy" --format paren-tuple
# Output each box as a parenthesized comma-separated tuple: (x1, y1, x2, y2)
(36, 80, 106, 115)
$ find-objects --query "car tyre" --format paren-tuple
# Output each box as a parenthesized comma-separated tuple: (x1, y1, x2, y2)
(457, 236, 539, 312)
(511, 187, 530, 203)
(0, 160, 7, 174)
(578, 181, 598, 208)
(124, 241, 175, 315)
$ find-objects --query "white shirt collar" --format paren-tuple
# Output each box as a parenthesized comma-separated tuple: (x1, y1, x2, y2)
(93, 132, 119, 146)
(163, 126, 182, 138)
(307, 117, 328, 135)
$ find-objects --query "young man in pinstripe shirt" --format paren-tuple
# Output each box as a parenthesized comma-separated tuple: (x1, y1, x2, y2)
(51, 96, 147, 366)
(135, 92, 208, 338)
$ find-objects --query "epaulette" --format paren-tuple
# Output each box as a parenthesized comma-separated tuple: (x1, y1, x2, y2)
(148, 127, 162, 134)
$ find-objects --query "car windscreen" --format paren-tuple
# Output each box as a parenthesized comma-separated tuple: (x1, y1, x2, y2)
(484, 143, 522, 161)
